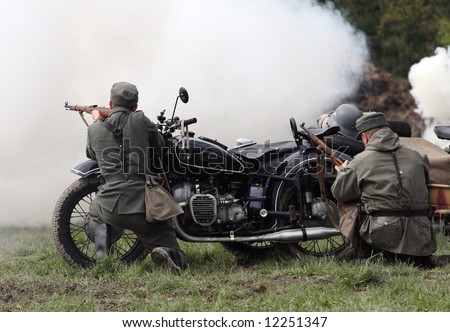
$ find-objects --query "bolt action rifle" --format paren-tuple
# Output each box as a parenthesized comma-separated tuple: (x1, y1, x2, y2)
(65, 102, 111, 126)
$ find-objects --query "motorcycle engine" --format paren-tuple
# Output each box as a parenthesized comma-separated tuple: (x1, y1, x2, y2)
(172, 182, 246, 227)
(189, 193, 217, 226)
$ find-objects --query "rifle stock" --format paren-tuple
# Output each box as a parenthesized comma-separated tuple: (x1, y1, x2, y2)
(65, 103, 111, 121)
(299, 123, 343, 167)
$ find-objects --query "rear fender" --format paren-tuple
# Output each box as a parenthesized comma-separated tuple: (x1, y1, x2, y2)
(71, 160, 100, 178)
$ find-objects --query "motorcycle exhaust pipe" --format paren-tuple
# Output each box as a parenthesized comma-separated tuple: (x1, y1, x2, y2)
(234, 227, 342, 243)
(173, 221, 341, 243)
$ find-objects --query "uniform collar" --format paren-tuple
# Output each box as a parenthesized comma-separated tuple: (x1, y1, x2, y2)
(366, 127, 400, 152)
(109, 106, 131, 116)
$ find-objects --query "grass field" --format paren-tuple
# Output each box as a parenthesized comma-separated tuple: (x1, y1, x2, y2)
(1, 226, 449, 312)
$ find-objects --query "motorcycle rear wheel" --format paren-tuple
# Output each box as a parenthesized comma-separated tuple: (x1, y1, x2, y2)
(52, 176, 146, 268)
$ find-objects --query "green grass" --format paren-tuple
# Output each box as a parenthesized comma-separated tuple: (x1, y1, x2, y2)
(1, 226, 449, 312)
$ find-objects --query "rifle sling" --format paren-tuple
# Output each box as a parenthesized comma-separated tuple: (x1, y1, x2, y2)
(317, 154, 340, 230)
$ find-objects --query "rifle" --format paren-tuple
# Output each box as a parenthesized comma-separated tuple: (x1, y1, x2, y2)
(65, 102, 111, 126)
(299, 122, 344, 167)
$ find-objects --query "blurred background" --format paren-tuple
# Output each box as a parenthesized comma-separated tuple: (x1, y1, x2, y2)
(0, 0, 448, 226)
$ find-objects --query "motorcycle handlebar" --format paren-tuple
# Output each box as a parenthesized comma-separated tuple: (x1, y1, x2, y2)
(183, 117, 197, 126)
(161, 117, 197, 133)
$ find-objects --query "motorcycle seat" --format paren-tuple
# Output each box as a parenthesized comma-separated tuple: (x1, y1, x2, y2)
(434, 126, 450, 140)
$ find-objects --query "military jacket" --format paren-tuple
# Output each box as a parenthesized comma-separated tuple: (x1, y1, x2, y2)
(87, 107, 164, 214)
(331, 128, 436, 256)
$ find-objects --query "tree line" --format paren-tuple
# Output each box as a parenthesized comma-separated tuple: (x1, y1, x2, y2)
(317, 0, 450, 79)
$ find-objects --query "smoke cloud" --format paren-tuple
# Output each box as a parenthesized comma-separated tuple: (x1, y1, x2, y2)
(408, 46, 450, 147)
(0, 0, 368, 225)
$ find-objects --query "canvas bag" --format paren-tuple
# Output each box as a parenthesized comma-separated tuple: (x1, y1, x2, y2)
(338, 203, 363, 249)
(339, 208, 359, 245)
(144, 175, 184, 222)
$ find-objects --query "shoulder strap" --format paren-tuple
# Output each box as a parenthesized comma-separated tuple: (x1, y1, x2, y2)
(102, 112, 131, 173)
(102, 112, 130, 140)
(390, 151, 404, 194)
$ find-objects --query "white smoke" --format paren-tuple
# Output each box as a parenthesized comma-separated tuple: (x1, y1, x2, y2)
(0, 0, 368, 225)
(408, 46, 450, 147)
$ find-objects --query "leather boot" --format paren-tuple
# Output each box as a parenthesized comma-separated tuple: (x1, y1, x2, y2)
(432, 255, 450, 268)
(418, 255, 450, 269)
(151, 247, 187, 274)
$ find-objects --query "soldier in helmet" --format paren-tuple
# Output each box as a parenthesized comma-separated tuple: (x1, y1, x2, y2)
(327, 104, 363, 138)
(86, 82, 187, 273)
(317, 103, 363, 137)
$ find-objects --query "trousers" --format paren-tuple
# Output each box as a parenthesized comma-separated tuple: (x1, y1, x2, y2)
(89, 198, 182, 254)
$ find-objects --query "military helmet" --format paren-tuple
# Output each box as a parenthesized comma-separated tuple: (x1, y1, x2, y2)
(328, 104, 363, 138)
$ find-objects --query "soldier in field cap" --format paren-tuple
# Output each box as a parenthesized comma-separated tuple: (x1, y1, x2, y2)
(331, 112, 447, 268)
(86, 82, 187, 273)
(110, 81, 139, 108)
(354, 112, 389, 139)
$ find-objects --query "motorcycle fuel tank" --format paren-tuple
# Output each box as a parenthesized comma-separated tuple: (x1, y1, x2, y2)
(173, 137, 245, 174)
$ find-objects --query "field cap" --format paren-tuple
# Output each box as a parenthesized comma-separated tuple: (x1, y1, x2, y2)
(110, 82, 138, 108)
(355, 112, 388, 139)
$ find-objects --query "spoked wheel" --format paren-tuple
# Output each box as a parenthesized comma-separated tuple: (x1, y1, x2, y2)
(52, 176, 146, 268)
(275, 171, 349, 258)
(221, 241, 276, 257)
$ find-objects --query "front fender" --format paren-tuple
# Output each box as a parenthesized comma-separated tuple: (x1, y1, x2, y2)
(268, 148, 343, 210)
(71, 159, 100, 178)
(281, 147, 345, 177)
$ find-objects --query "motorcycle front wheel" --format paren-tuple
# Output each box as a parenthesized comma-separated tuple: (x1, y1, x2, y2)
(52, 176, 146, 268)
(275, 176, 349, 258)
(221, 241, 277, 258)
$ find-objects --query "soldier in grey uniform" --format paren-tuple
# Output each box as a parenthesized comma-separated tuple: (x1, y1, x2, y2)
(87, 82, 187, 273)
(331, 112, 442, 268)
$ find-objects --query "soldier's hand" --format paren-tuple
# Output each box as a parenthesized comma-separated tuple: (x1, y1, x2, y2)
(91, 110, 103, 121)
(335, 160, 349, 173)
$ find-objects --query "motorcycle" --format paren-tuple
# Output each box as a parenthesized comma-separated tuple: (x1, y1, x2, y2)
(53, 88, 352, 268)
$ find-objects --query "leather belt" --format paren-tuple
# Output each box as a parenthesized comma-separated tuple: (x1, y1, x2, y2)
(102, 173, 146, 183)
(370, 209, 429, 217)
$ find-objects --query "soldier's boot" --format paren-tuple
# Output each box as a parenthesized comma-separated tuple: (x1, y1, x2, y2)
(418, 255, 450, 269)
(95, 223, 110, 260)
(151, 247, 187, 274)
(85, 215, 110, 260)
(432, 255, 450, 268)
